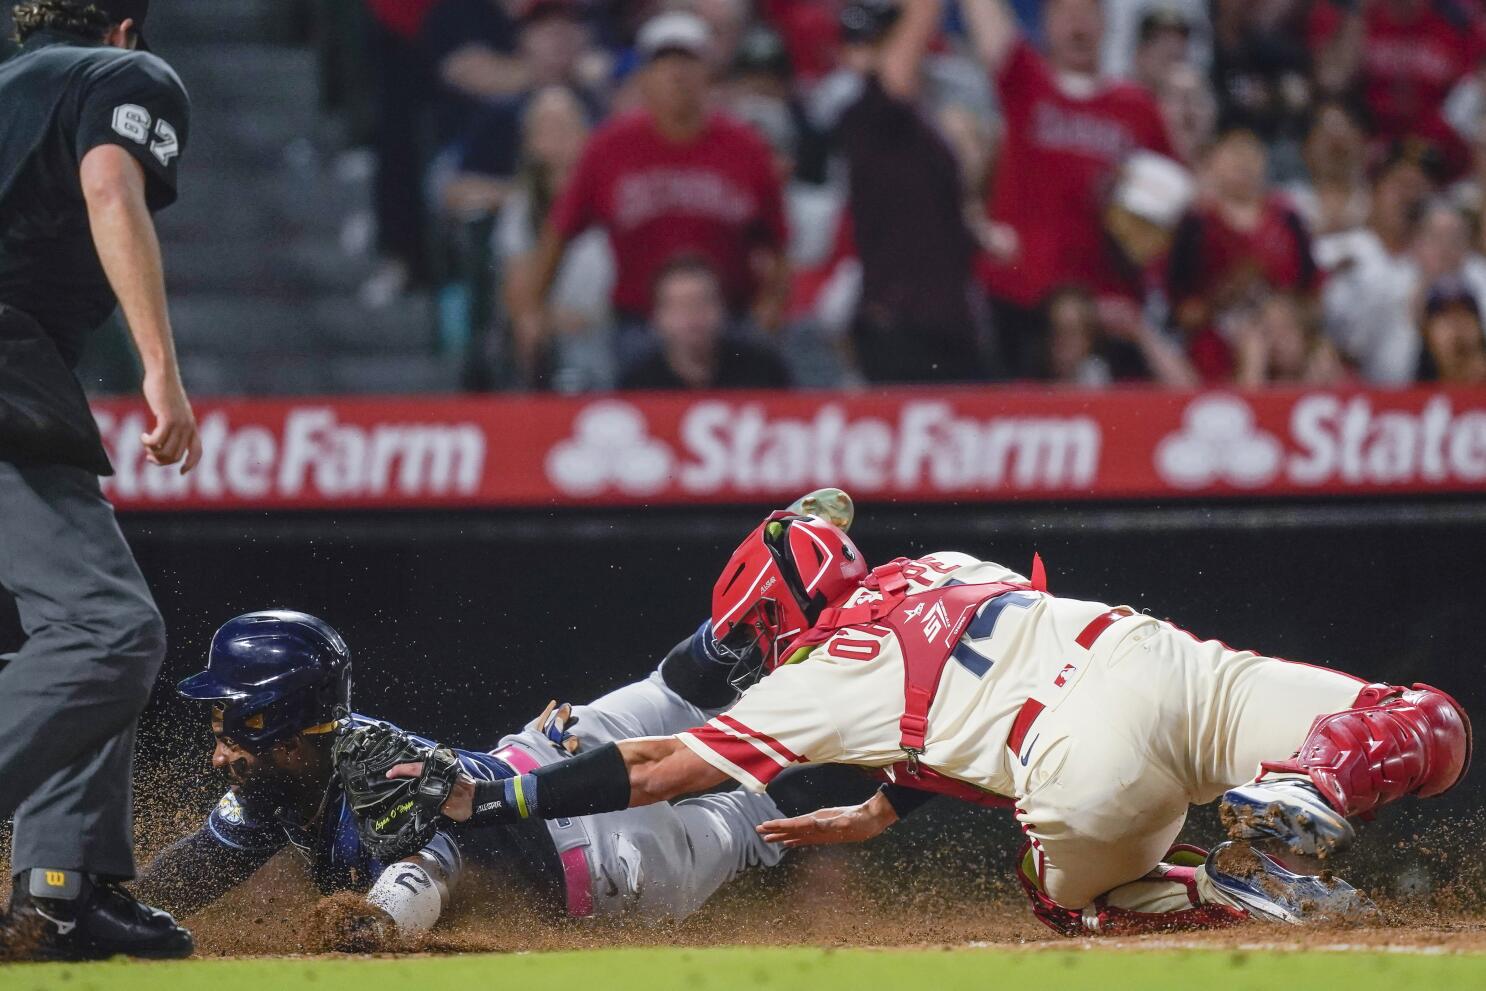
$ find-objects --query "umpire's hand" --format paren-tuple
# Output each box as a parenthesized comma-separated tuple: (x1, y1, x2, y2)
(141, 366, 202, 473)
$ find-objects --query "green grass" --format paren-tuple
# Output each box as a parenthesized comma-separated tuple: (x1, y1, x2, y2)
(4, 946, 1486, 991)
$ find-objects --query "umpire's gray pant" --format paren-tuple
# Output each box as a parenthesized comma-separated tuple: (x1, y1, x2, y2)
(0, 460, 165, 879)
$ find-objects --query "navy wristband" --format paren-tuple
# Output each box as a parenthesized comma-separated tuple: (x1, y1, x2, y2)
(468, 774, 539, 826)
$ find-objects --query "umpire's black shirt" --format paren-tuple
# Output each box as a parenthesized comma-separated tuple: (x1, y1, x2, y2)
(0, 29, 189, 472)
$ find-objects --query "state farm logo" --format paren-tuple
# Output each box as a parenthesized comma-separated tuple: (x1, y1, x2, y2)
(545, 401, 673, 495)
(96, 407, 485, 502)
(1155, 396, 1283, 489)
(546, 398, 1100, 497)
(1155, 393, 1486, 490)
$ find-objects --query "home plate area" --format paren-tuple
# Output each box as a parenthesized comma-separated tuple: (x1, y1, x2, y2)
(8, 808, 1484, 991)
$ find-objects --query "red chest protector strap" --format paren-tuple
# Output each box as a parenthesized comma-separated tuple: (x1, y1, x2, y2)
(792, 560, 915, 652)
(794, 557, 1046, 809)
(797, 555, 1047, 649)
(885, 580, 1036, 754)
(876, 580, 1037, 808)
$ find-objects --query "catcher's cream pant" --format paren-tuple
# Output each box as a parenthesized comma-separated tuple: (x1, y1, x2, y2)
(1014, 619, 1363, 910)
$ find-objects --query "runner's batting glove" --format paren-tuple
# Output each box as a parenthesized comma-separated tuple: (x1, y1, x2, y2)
(531, 700, 581, 754)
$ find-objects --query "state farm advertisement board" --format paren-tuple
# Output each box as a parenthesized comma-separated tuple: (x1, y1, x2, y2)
(90, 386, 1486, 511)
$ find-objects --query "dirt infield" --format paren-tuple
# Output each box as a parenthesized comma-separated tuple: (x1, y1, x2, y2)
(168, 846, 1486, 959)
(3, 751, 1481, 960)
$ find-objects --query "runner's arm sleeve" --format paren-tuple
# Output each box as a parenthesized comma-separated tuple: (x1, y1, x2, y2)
(130, 793, 283, 916)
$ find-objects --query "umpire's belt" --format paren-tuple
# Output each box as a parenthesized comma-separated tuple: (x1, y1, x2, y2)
(490, 744, 596, 918)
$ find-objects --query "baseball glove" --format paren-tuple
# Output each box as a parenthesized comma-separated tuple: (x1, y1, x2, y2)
(334, 723, 462, 863)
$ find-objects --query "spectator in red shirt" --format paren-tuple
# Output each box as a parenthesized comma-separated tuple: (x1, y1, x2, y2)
(509, 11, 789, 380)
(1167, 123, 1320, 381)
(1312, 0, 1486, 180)
(964, 0, 1175, 378)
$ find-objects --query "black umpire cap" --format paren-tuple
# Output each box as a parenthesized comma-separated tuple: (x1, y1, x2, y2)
(92, 0, 153, 51)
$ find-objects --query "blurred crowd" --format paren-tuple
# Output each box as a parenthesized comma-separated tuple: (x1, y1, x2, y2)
(338, 0, 1486, 390)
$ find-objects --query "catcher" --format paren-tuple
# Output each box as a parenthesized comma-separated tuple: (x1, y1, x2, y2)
(385, 511, 1471, 935)
(132, 607, 804, 942)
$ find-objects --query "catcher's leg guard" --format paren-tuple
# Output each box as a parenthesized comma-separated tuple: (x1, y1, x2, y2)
(1016, 842, 1247, 937)
(1256, 683, 1471, 818)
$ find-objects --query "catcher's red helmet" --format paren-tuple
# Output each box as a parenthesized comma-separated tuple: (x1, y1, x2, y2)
(711, 511, 868, 682)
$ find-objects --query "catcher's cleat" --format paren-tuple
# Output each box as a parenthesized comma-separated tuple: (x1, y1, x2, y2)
(787, 488, 855, 532)
(1220, 774, 1357, 859)
(1203, 841, 1378, 926)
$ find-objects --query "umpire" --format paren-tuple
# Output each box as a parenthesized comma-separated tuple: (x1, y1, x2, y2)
(0, 0, 197, 960)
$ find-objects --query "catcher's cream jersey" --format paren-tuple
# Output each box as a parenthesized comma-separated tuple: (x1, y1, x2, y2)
(677, 552, 1155, 798)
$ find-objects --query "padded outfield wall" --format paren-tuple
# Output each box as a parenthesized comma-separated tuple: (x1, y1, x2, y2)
(2, 386, 1484, 892)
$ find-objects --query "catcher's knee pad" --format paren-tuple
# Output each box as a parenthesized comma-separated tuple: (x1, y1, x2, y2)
(1260, 682, 1472, 818)
(1015, 842, 1246, 937)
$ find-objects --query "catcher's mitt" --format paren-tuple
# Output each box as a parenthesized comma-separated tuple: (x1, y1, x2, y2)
(334, 722, 461, 863)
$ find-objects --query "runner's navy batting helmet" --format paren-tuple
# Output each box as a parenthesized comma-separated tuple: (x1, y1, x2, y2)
(178, 610, 352, 752)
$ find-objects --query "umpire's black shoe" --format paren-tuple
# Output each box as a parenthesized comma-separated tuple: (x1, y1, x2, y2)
(5, 869, 194, 960)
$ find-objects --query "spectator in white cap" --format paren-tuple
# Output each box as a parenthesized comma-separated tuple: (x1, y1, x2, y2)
(507, 9, 789, 383)
(1129, 7, 1193, 93)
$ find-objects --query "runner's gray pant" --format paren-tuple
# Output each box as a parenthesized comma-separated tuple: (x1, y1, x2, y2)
(500, 669, 787, 920)
(0, 461, 166, 878)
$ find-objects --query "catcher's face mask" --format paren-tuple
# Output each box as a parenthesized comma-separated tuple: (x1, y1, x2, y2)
(713, 597, 785, 691)
(711, 512, 868, 685)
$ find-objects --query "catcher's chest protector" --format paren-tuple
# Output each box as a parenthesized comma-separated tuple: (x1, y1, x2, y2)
(814, 572, 1039, 808)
